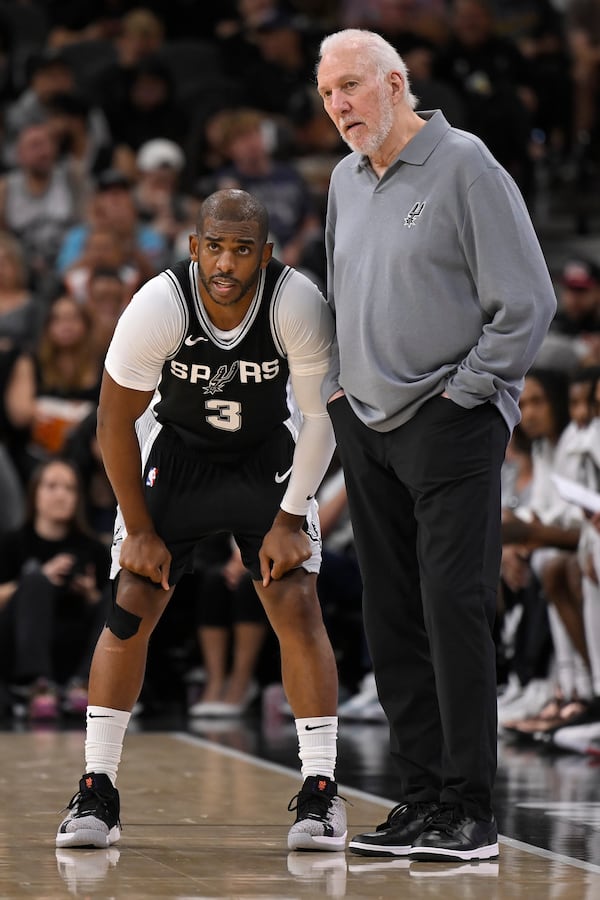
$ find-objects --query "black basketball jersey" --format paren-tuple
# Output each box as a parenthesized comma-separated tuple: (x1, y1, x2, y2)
(152, 258, 295, 458)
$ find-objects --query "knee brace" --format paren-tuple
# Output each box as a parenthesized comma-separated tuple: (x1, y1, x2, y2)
(107, 601, 142, 640)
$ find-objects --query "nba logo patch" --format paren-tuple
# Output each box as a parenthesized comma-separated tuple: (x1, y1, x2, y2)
(146, 466, 158, 487)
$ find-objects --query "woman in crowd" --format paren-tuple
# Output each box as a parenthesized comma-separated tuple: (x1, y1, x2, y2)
(0, 457, 110, 719)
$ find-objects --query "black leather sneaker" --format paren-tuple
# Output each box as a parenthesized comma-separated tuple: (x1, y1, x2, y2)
(349, 800, 439, 856)
(409, 804, 499, 861)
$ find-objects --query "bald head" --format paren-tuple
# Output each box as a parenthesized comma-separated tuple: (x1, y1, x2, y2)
(197, 189, 269, 246)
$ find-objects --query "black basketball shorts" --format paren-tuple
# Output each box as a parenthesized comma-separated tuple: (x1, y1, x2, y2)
(110, 422, 321, 583)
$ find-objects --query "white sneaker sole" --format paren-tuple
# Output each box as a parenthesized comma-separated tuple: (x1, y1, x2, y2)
(288, 830, 347, 851)
(348, 839, 412, 856)
(56, 824, 121, 848)
(409, 841, 499, 861)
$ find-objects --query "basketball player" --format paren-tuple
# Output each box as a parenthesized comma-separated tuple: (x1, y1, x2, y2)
(56, 189, 346, 853)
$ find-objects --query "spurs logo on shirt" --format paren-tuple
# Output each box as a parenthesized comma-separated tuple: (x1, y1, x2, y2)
(404, 201, 426, 228)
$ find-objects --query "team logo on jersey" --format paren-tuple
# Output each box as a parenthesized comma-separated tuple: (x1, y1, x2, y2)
(146, 466, 158, 487)
(404, 201, 426, 228)
(203, 361, 240, 396)
(170, 358, 280, 385)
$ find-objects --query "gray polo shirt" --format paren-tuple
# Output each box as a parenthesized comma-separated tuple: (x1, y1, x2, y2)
(323, 110, 557, 433)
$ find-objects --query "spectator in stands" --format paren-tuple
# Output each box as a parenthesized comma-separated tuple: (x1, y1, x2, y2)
(339, 0, 449, 46)
(241, 10, 325, 122)
(46, 90, 114, 183)
(488, 1, 571, 157)
(211, 108, 324, 275)
(64, 410, 117, 546)
(83, 267, 128, 365)
(564, 0, 600, 167)
(29, 294, 102, 463)
(315, 465, 377, 718)
(553, 257, 600, 336)
(501, 424, 534, 518)
(0, 340, 35, 534)
(401, 36, 467, 127)
(499, 368, 593, 732)
(134, 137, 191, 253)
(535, 256, 600, 371)
(0, 231, 43, 350)
(555, 370, 600, 753)
(62, 223, 142, 306)
(434, 0, 539, 198)
(188, 536, 268, 718)
(217, 0, 285, 76)
(103, 56, 188, 161)
(87, 7, 166, 118)
(57, 168, 168, 279)
(0, 120, 84, 288)
(2, 48, 74, 165)
(0, 457, 110, 720)
(2, 47, 111, 171)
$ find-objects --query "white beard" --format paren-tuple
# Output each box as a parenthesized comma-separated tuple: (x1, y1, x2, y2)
(342, 86, 395, 157)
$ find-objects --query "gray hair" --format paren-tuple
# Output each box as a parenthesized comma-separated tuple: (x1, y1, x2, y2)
(318, 29, 418, 110)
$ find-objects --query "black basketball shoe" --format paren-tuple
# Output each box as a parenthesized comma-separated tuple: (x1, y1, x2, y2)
(56, 773, 121, 848)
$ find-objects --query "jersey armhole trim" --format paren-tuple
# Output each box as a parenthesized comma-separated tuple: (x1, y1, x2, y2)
(161, 268, 190, 358)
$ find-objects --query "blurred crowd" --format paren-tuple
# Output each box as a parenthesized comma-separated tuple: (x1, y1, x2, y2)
(0, 0, 600, 737)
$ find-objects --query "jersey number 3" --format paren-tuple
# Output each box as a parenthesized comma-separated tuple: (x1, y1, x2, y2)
(205, 399, 241, 432)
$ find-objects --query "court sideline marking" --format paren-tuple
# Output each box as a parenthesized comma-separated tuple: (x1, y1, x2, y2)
(174, 732, 600, 876)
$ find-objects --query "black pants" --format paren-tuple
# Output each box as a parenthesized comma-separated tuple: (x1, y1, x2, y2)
(0, 571, 108, 685)
(329, 395, 509, 819)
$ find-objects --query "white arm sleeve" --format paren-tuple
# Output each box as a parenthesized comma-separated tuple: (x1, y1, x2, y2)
(104, 272, 187, 390)
(275, 270, 336, 516)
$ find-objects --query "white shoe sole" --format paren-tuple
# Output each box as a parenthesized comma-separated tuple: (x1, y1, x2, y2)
(348, 839, 412, 856)
(288, 830, 347, 851)
(56, 824, 121, 848)
(409, 841, 499, 861)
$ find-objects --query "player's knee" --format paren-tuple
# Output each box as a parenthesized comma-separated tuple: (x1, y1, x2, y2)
(107, 602, 142, 640)
(269, 580, 321, 633)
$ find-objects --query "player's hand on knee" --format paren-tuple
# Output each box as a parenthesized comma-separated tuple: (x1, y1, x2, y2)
(120, 532, 172, 590)
(259, 514, 311, 586)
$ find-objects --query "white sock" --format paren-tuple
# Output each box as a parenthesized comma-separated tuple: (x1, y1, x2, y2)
(295, 716, 338, 780)
(85, 706, 131, 786)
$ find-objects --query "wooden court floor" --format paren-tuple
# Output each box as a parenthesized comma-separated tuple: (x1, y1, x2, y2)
(1, 728, 600, 899)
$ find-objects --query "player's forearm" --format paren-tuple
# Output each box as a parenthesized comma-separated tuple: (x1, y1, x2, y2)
(280, 413, 336, 516)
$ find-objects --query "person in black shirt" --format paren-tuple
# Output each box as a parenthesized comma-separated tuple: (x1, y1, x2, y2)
(0, 457, 110, 719)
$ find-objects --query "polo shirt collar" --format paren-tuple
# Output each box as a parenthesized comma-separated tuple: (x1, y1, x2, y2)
(355, 109, 451, 172)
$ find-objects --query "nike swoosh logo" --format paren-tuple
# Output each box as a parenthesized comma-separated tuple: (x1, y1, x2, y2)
(275, 465, 293, 484)
(304, 723, 332, 731)
(184, 335, 209, 345)
(87, 714, 114, 718)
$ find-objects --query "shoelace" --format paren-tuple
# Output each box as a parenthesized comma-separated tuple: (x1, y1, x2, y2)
(288, 791, 332, 821)
(65, 786, 120, 826)
(377, 800, 437, 832)
(423, 803, 463, 835)
(288, 787, 344, 821)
